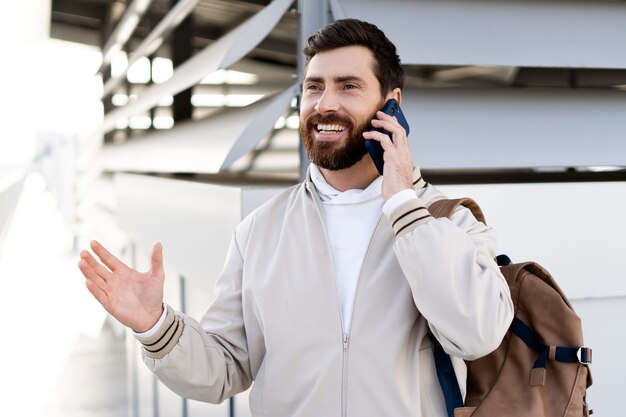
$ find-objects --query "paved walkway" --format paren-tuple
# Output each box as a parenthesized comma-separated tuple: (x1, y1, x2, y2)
(46, 321, 128, 417)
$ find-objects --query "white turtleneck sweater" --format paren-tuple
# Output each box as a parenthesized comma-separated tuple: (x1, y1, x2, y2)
(309, 164, 415, 331)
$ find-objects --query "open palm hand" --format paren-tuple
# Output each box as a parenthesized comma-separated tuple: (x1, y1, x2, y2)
(78, 240, 165, 333)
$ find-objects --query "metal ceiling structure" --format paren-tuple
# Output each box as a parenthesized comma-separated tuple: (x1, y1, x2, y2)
(51, 0, 298, 65)
(51, 0, 626, 87)
(50, 0, 626, 183)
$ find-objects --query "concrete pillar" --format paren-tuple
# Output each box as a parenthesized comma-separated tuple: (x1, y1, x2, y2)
(171, 0, 194, 124)
(296, 0, 331, 180)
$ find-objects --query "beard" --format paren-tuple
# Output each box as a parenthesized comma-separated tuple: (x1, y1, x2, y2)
(300, 103, 383, 171)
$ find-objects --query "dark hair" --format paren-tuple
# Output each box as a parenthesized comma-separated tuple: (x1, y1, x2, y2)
(302, 18, 404, 96)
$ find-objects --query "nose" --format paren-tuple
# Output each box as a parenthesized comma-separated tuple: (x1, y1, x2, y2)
(314, 89, 340, 114)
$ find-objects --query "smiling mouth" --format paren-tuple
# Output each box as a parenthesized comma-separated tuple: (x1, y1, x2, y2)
(316, 124, 347, 134)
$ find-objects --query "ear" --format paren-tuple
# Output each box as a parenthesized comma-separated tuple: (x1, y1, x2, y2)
(386, 88, 402, 105)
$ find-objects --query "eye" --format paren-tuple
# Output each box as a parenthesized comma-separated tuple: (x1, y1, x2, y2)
(343, 83, 358, 90)
(305, 84, 322, 92)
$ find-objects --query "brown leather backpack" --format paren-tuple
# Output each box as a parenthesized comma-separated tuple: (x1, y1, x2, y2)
(428, 198, 593, 417)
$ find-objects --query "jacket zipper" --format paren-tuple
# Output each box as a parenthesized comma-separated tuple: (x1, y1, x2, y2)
(307, 181, 384, 417)
(340, 215, 384, 417)
(342, 333, 349, 417)
(308, 186, 352, 417)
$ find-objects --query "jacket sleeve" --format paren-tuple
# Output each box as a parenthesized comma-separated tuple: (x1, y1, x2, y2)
(135, 232, 253, 403)
(387, 196, 514, 360)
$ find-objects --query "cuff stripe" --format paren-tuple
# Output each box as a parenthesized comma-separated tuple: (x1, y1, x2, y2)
(144, 318, 181, 353)
(137, 305, 185, 359)
(142, 316, 177, 348)
(395, 215, 431, 236)
(392, 206, 426, 228)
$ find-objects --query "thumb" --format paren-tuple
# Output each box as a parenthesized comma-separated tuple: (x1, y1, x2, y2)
(151, 242, 163, 274)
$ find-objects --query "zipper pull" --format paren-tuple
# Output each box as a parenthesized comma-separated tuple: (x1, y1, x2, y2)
(343, 334, 349, 352)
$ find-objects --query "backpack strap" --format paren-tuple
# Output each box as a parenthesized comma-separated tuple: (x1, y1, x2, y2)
(510, 316, 593, 386)
(429, 334, 464, 417)
(426, 197, 487, 416)
(428, 197, 487, 225)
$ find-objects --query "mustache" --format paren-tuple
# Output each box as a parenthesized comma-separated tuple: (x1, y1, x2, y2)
(305, 114, 353, 128)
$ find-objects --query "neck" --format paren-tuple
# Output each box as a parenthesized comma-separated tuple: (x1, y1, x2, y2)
(316, 155, 380, 192)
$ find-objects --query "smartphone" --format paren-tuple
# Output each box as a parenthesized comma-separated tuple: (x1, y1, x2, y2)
(364, 98, 410, 175)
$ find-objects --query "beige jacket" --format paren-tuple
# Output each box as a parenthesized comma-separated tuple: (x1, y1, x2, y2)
(137, 168, 514, 417)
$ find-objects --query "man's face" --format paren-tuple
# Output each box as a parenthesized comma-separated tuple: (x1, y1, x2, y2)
(300, 45, 385, 171)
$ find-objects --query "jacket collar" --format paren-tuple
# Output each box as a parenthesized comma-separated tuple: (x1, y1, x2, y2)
(305, 165, 427, 196)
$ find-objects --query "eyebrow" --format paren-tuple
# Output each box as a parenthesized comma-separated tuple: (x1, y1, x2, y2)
(304, 75, 366, 84)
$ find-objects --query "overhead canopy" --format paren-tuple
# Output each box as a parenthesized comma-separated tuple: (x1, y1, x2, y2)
(99, 0, 295, 134)
(331, 0, 626, 68)
(97, 84, 298, 173)
(401, 87, 626, 169)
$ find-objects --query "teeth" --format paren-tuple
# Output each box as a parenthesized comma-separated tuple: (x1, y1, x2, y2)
(317, 124, 346, 132)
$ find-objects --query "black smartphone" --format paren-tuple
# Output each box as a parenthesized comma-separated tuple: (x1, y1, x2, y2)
(364, 98, 410, 175)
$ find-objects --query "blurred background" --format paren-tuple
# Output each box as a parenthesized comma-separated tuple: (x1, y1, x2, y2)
(1, 0, 625, 416)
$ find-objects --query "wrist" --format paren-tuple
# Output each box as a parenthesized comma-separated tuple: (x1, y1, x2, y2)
(383, 189, 417, 215)
(134, 304, 165, 333)
(382, 176, 413, 200)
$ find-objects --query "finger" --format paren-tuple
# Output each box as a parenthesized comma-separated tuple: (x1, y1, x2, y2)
(80, 250, 113, 281)
(150, 242, 163, 274)
(363, 129, 395, 151)
(375, 110, 396, 121)
(371, 117, 407, 140)
(90, 240, 124, 272)
(373, 111, 406, 134)
(78, 259, 109, 296)
(374, 111, 400, 127)
(85, 279, 108, 307)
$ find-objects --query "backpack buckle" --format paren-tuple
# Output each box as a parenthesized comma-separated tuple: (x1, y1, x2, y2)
(578, 347, 592, 364)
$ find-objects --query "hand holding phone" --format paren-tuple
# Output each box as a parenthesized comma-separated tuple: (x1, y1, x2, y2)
(364, 99, 410, 175)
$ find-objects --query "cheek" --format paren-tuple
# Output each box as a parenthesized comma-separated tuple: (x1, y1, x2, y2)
(299, 100, 315, 121)
(299, 93, 317, 109)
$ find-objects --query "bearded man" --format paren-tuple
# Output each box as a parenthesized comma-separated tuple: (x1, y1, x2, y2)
(78, 18, 513, 417)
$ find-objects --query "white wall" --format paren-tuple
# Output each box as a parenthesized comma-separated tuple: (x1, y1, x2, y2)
(571, 296, 624, 415)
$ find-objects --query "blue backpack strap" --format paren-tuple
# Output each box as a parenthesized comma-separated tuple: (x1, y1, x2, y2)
(510, 317, 550, 373)
(510, 316, 592, 384)
(429, 334, 464, 417)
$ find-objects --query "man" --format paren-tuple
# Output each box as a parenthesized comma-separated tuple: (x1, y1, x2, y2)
(78, 18, 513, 417)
